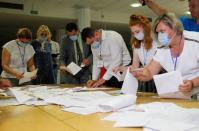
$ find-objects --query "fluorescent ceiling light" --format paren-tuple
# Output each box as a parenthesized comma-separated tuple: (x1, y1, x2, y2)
(130, 3, 142, 8)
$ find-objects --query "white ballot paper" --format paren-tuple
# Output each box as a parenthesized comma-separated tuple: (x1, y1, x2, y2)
(19, 69, 38, 85)
(9, 88, 34, 103)
(153, 70, 191, 99)
(62, 62, 82, 75)
(121, 68, 138, 95)
(99, 94, 137, 112)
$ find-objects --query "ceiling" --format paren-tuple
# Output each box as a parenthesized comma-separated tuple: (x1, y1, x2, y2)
(35, 0, 189, 17)
(0, 0, 190, 28)
(0, 0, 190, 44)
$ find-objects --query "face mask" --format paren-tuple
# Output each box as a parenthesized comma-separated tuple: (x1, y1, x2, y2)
(69, 35, 78, 41)
(92, 41, 100, 49)
(18, 41, 29, 47)
(158, 32, 171, 47)
(134, 31, 144, 41)
(94, 40, 100, 45)
(39, 37, 48, 42)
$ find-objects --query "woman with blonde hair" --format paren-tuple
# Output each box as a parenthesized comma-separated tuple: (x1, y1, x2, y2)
(31, 25, 55, 84)
(131, 13, 199, 94)
(1, 28, 36, 86)
(114, 14, 157, 92)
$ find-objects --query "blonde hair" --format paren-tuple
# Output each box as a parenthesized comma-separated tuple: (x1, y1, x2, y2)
(129, 14, 153, 50)
(153, 13, 184, 41)
(36, 25, 52, 39)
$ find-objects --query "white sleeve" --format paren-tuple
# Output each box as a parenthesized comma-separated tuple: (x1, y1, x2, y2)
(103, 36, 123, 80)
(152, 49, 163, 64)
(3, 41, 14, 53)
(92, 50, 101, 80)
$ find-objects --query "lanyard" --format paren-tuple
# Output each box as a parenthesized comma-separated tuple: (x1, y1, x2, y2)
(142, 44, 148, 66)
(170, 49, 178, 71)
(170, 35, 182, 71)
(98, 30, 103, 60)
(17, 42, 26, 66)
(99, 43, 102, 60)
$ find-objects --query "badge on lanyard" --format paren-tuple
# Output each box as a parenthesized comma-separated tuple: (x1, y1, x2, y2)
(97, 60, 103, 67)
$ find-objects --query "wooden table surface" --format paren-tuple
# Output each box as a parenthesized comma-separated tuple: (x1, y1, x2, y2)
(0, 86, 198, 131)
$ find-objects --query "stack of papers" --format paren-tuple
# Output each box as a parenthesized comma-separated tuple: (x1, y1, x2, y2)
(46, 91, 137, 115)
(102, 102, 199, 131)
(99, 94, 137, 112)
(1, 85, 137, 115)
(153, 70, 192, 99)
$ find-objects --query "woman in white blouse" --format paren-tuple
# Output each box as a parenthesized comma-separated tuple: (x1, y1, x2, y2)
(114, 14, 157, 92)
(131, 13, 199, 93)
(1, 28, 36, 86)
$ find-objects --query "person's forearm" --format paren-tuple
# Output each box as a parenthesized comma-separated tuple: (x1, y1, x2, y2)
(138, 68, 153, 81)
(28, 64, 35, 72)
(27, 57, 36, 72)
(2, 65, 18, 76)
(191, 77, 199, 89)
(145, 0, 167, 15)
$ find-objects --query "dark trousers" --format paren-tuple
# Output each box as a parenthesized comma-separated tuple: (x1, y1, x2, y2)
(105, 76, 123, 88)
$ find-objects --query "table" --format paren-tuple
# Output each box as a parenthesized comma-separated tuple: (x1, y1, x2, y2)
(0, 87, 198, 131)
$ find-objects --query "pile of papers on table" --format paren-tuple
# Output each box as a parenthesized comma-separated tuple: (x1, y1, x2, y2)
(0, 85, 137, 115)
(102, 102, 199, 131)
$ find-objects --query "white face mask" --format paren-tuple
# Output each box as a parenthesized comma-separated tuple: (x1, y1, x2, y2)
(134, 31, 145, 40)
(39, 37, 48, 42)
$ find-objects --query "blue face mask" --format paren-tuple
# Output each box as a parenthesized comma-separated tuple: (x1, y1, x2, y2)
(18, 41, 29, 47)
(158, 32, 171, 47)
(69, 35, 78, 41)
(94, 40, 100, 45)
(134, 31, 144, 41)
(92, 40, 101, 49)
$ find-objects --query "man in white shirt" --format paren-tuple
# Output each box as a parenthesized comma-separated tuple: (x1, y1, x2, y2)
(81, 27, 131, 88)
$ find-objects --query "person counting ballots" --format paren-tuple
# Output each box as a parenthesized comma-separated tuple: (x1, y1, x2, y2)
(130, 13, 199, 94)
(81, 27, 131, 88)
(1, 28, 36, 86)
(113, 14, 157, 92)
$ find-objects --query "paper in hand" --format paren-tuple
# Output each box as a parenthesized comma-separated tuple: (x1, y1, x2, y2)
(121, 67, 138, 95)
(66, 62, 82, 75)
(153, 70, 191, 99)
(19, 69, 38, 85)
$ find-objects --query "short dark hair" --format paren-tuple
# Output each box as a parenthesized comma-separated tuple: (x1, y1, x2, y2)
(81, 27, 95, 42)
(16, 28, 32, 40)
(65, 22, 78, 32)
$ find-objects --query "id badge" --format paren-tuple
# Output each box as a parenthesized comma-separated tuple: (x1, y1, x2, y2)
(97, 60, 103, 67)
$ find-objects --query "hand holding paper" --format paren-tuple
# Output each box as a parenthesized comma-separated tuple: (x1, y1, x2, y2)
(19, 69, 38, 85)
(121, 67, 138, 95)
(60, 62, 82, 75)
(153, 70, 192, 99)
